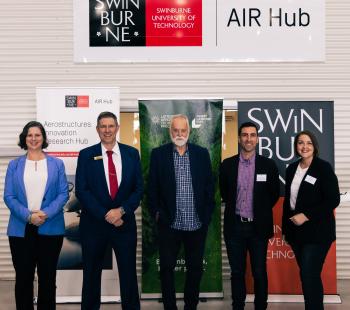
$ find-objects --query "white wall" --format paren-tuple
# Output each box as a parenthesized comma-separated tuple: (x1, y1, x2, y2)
(0, 0, 349, 279)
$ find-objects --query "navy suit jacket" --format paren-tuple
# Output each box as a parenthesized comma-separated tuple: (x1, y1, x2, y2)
(282, 156, 340, 244)
(147, 143, 215, 228)
(219, 154, 280, 239)
(4, 154, 69, 237)
(75, 142, 143, 233)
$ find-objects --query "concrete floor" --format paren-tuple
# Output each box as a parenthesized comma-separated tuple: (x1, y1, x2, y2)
(0, 279, 349, 309)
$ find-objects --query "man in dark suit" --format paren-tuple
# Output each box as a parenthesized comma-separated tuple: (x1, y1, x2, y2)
(75, 111, 143, 310)
(219, 122, 280, 310)
(148, 114, 215, 310)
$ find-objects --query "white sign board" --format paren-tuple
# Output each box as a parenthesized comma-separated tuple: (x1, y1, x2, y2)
(74, 0, 325, 62)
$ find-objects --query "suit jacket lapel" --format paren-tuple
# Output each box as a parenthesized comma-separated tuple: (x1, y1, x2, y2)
(44, 156, 54, 196)
(288, 161, 299, 185)
(253, 154, 262, 201)
(166, 143, 176, 195)
(188, 144, 198, 190)
(297, 158, 316, 197)
(231, 156, 239, 200)
(118, 143, 127, 194)
(17, 156, 27, 203)
(254, 154, 261, 177)
(93, 143, 111, 199)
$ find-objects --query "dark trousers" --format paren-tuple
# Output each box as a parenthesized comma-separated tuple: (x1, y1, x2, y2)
(158, 224, 208, 310)
(9, 224, 63, 310)
(225, 222, 268, 310)
(81, 226, 140, 310)
(291, 242, 332, 310)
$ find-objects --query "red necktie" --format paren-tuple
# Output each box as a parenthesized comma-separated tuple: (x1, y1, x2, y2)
(106, 150, 118, 199)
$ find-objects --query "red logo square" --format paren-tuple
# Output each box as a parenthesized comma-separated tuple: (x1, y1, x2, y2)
(146, 0, 202, 46)
(77, 96, 89, 108)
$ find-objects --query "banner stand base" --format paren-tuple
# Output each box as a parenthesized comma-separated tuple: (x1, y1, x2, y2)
(141, 293, 341, 304)
(141, 292, 224, 299)
(54, 296, 121, 304)
(246, 294, 341, 304)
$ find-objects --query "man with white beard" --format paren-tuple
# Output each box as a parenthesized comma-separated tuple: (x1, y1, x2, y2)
(147, 114, 215, 310)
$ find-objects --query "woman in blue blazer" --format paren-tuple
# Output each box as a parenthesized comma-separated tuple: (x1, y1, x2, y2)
(282, 130, 340, 310)
(4, 121, 69, 310)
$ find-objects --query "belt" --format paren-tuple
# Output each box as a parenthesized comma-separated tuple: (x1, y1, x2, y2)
(235, 215, 253, 223)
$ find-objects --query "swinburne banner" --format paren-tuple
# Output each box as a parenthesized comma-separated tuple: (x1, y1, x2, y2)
(238, 101, 336, 294)
(90, 0, 202, 46)
(75, 0, 325, 62)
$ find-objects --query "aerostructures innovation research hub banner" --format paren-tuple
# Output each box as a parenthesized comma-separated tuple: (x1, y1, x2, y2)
(238, 101, 336, 295)
(36, 87, 120, 302)
(139, 98, 223, 297)
(74, 0, 324, 62)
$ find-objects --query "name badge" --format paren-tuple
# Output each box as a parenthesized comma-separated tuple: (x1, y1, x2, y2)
(305, 175, 317, 185)
(256, 174, 267, 182)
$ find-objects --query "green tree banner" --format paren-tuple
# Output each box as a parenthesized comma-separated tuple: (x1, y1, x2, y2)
(139, 99, 223, 297)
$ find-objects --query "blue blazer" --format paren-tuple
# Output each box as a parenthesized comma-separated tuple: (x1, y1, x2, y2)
(147, 143, 215, 227)
(4, 154, 69, 237)
(75, 142, 143, 233)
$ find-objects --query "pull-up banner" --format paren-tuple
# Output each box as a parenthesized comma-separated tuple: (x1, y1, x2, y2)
(238, 101, 337, 295)
(139, 98, 223, 298)
(74, 0, 325, 62)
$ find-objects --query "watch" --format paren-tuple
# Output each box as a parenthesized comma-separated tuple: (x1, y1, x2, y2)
(120, 207, 126, 216)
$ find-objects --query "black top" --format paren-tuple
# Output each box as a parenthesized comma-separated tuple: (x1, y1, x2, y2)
(282, 156, 340, 244)
(219, 154, 280, 239)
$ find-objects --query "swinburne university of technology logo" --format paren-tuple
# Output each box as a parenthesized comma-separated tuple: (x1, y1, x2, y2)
(65, 96, 89, 108)
(89, 0, 202, 46)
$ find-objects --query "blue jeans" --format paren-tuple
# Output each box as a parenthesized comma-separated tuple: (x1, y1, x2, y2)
(291, 242, 332, 310)
(225, 221, 268, 310)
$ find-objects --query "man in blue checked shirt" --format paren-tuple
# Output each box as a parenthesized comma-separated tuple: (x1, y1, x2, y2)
(148, 114, 215, 310)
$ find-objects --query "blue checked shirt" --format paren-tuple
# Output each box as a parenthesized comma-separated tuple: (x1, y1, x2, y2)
(171, 148, 202, 231)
